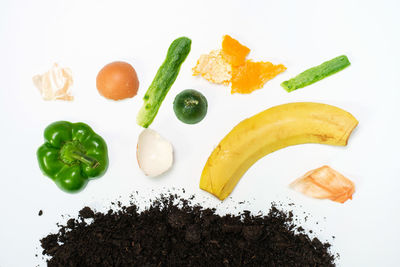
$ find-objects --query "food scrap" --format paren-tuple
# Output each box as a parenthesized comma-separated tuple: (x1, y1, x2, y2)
(200, 102, 358, 200)
(290, 165, 355, 203)
(33, 63, 73, 101)
(221, 34, 250, 66)
(37, 121, 109, 193)
(281, 55, 351, 92)
(192, 50, 231, 85)
(173, 89, 208, 124)
(231, 60, 287, 94)
(137, 128, 173, 177)
(96, 61, 139, 100)
(137, 37, 191, 128)
(193, 35, 286, 94)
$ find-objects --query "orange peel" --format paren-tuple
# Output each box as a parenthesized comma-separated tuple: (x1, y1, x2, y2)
(231, 60, 286, 94)
(221, 35, 250, 67)
(193, 35, 286, 94)
(192, 50, 232, 85)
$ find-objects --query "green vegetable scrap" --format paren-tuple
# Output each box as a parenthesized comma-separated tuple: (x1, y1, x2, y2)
(173, 89, 208, 124)
(37, 121, 108, 193)
(137, 37, 192, 128)
(281, 55, 350, 92)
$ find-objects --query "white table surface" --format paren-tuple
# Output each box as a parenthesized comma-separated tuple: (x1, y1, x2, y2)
(1, 0, 399, 266)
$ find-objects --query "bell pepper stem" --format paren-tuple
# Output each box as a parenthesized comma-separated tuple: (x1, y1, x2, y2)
(71, 151, 100, 168)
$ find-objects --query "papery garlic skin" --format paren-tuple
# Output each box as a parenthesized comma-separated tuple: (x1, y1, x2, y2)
(33, 63, 74, 101)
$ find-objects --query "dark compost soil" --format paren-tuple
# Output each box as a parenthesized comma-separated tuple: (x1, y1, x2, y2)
(40, 194, 336, 267)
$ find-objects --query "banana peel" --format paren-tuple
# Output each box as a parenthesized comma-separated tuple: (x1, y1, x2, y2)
(200, 102, 358, 200)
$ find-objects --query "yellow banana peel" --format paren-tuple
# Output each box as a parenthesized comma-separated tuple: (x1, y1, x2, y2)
(200, 102, 358, 200)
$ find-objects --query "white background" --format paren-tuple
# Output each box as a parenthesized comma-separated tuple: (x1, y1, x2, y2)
(1, 0, 399, 266)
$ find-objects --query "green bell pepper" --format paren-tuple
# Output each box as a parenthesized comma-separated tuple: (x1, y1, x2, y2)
(37, 121, 109, 193)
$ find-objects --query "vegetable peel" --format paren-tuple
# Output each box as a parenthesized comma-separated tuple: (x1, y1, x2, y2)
(33, 63, 74, 101)
(137, 37, 191, 128)
(281, 55, 351, 92)
(290, 165, 355, 203)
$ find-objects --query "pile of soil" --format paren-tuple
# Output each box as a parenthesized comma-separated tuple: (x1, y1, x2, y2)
(40, 194, 335, 266)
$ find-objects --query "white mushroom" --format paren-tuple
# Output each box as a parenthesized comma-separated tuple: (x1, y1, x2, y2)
(137, 128, 173, 177)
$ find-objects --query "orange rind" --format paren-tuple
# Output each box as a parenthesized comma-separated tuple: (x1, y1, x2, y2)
(193, 35, 285, 94)
(221, 35, 250, 67)
(231, 60, 286, 94)
(192, 50, 232, 85)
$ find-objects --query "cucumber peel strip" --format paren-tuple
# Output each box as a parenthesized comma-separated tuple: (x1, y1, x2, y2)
(281, 55, 350, 92)
(137, 37, 191, 128)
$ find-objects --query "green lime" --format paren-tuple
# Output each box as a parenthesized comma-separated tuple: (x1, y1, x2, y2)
(173, 89, 208, 124)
